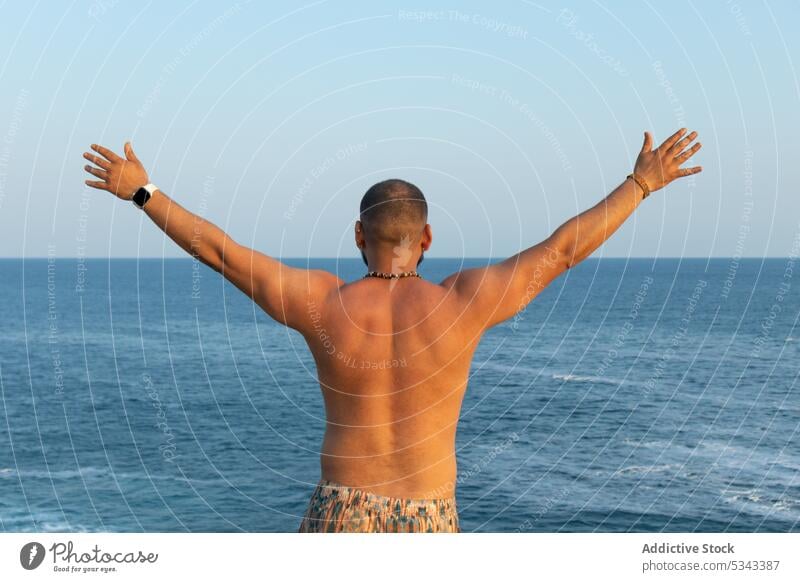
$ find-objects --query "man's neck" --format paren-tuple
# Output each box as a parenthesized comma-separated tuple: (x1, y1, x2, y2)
(365, 256, 420, 274)
(366, 261, 419, 274)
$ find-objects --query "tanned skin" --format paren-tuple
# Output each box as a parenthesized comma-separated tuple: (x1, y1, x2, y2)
(83, 129, 701, 498)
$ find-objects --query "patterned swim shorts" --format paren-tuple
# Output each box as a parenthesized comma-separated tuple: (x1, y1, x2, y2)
(298, 479, 460, 533)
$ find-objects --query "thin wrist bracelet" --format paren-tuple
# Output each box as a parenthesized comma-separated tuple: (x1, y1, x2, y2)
(626, 173, 650, 199)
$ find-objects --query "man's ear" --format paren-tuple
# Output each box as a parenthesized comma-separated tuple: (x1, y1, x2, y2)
(421, 223, 432, 251)
(355, 220, 365, 248)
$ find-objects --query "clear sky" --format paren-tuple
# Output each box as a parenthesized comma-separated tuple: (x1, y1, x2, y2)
(0, 0, 797, 258)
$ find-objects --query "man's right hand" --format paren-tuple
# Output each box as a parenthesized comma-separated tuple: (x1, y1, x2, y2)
(634, 128, 703, 192)
(83, 142, 150, 200)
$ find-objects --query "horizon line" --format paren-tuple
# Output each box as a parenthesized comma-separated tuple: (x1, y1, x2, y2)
(0, 256, 793, 261)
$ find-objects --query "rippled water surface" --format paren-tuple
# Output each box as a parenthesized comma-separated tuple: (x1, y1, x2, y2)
(1, 258, 797, 532)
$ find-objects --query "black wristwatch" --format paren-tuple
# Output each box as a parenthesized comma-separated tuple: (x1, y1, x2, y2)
(132, 183, 157, 209)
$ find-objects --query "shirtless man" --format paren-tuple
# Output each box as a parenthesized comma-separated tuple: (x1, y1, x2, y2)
(83, 128, 702, 532)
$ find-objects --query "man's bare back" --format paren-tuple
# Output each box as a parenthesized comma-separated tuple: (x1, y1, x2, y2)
(83, 128, 702, 528)
(307, 276, 479, 498)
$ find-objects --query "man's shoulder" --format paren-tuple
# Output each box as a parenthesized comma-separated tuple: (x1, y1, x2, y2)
(303, 269, 346, 294)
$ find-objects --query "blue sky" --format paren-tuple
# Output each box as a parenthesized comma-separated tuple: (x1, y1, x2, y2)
(0, 0, 798, 258)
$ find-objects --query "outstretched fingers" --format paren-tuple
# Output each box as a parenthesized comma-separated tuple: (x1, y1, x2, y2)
(679, 166, 703, 176)
(83, 152, 110, 169)
(658, 127, 687, 153)
(675, 141, 702, 163)
(669, 130, 698, 154)
(85, 179, 109, 190)
(664, 129, 703, 180)
(90, 143, 121, 163)
(83, 153, 110, 188)
(84, 164, 107, 179)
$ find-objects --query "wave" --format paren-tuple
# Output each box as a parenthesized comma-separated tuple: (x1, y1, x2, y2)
(621, 438, 675, 449)
(611, 463, 683, 478)
(0, 466, 109, 480)
(0, 466, 219, 485)
(472, 361, 544, 376)
(0, 509, 95, 532)
(723, 488, 800, 517)
(552, 373, 621, 386)
(470, 364, 624, 387)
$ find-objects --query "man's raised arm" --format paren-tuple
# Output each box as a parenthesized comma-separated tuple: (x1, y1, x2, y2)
(83, 142, 342, 330)
(442, 128, 703, 331)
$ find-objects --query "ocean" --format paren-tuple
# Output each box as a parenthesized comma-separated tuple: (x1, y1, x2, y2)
(0, 257, 798, 532)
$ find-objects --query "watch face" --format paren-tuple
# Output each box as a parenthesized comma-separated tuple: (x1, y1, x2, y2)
(132, 187, 151, 208)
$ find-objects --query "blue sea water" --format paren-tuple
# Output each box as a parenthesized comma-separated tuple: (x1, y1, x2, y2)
(0, 257, 798, 532)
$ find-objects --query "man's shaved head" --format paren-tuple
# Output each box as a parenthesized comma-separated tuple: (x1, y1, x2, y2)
(359, 179, 428, 244)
